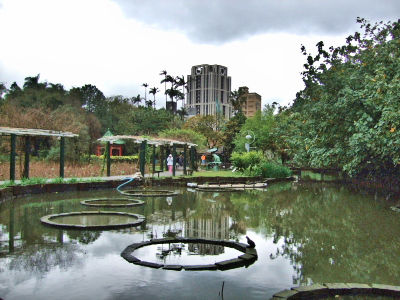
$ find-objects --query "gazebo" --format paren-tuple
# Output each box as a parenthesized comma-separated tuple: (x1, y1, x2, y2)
(0, 126, 78, 180)
(98, 135, 197, 177)
(96, 129, 125, 156)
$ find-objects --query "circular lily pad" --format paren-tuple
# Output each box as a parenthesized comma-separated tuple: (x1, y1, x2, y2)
(119, 190, 178, 197)
(121, 237, 257, 271)
(41, 211, 145, 230)
(80, 198, 145, 207)
(195, 187, 239, 192)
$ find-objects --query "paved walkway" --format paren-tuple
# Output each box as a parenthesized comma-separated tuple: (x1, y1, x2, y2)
(0, 169, 187, 185)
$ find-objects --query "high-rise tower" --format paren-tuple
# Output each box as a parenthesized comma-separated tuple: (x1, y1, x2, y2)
(185, 64, 232, 119)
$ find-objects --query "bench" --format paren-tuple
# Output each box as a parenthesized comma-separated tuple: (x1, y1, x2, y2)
(152, 170, 163, 178)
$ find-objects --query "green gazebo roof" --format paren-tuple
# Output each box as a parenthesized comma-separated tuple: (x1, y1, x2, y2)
(101, 129, 125, 145)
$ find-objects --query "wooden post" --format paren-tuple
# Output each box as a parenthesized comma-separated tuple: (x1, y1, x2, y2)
(10, 134, 16, 181)
(183, 144, 187, 175)
(106, 141, 111, 177)
(59, 136, 65, 178)
(152, 144, 156, 175)
(23, 136, 30, 179)
(160, 145, 164, 172)
(140, 140, 147, 176)
(190, 146, 195, 171)
(172, 144, 176, 176)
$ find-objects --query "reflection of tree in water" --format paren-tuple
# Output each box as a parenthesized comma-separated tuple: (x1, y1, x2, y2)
(232, 182, 400, 285)
(6, 243, 83, 275)
(67, 230, 101, 245)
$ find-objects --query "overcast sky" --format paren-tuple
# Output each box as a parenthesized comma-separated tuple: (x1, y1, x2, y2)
(1, 0, 399, 108)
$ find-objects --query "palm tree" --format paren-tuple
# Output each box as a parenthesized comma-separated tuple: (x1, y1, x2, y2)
(165, 87, 184, 114)
(177, 107, 188, 121)
(132, 94, 142, 106)
(149, 87, 159, 109)
(142, 83, 148, 102)
(159, 70, 167, 107)
(174, 75, 186, 108)
(145, 99, 153, 108)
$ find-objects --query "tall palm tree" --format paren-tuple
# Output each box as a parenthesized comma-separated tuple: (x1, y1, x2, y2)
(142, 83, 148, 102)
(159, 70, 167, 107)
(132, 94, 142, 106)
(174, 75, 186, 108)
(165, 87, 184, 114)
(149, 87, 159, 109)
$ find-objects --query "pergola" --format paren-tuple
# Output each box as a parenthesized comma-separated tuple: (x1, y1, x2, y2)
(98, 135, 197, 177)
(0, 127, 78, 180)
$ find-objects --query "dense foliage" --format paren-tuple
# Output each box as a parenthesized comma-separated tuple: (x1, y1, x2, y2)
(0, 75, 196, 161)
(277, 18, 400, 178)
(231, 151, 292, 178)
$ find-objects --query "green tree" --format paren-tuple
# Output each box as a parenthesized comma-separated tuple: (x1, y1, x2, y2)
(287, 18, 400, 177)
(159, 128, 207, 148)
(221, 112, 246, 158)
(230, 87, 247, 114)
(233, 106, 277, 153)
(184, 115, 222, 149)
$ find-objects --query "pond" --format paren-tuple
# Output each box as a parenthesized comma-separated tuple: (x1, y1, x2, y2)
(1, 182, 400, 299)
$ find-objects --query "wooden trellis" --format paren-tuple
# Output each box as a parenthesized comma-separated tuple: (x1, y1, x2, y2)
(98, 135, 197, 177)
(0, 127, 78, 180)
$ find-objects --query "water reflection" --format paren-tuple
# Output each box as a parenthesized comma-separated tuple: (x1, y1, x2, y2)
(1, 183, 400, 299)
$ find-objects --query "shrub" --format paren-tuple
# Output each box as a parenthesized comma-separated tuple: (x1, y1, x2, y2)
(231, 151, 264, 175)
(259, 161, 292, 178)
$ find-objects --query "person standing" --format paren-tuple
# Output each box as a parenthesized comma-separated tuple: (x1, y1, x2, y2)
(167, 154, 174, 173)
(201, 154, 206, 168)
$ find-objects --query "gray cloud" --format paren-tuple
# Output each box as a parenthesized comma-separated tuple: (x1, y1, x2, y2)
(113, 0, 400, 44)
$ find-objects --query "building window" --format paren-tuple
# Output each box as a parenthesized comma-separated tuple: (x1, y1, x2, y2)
(188, 92, 192, 104)
(196, 105, 200, 115)
(206, 75, 208, 88)
(206, 91, 208, 103)
(196, 76, 201, 89)
(223, 105, 226, 117)
(196, 90, 201, 103)
(220, 91, 224, 103)
(221, 78, 224, 89)
(205, 105, 209, 115)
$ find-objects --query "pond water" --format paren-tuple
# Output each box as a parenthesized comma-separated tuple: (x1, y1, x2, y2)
(1, 182, 400, 299)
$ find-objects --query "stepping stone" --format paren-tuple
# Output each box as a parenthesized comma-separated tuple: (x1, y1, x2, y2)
(272, 289, 298, 299)
(370, 284, 400, 296)
(183, 264, 218, 271)
(121, 253, 140, 263)
(238, 253, 257, 261)
(292, 284, 328, 297)
(163, 265, 183, 271)
(215, 258, 246, 270)
(345, 283, 372, 294)
(245, 247, 258, 257)
(324, 283, 352, 295)
(133, 261, 163, 269)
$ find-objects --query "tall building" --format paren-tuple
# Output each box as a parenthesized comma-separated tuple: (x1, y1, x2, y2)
(240, 86, 262, 118)
(186, 64, 232, 119)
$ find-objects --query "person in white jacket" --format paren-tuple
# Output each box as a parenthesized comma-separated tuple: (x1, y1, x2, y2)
(167, 154, 173, 173)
